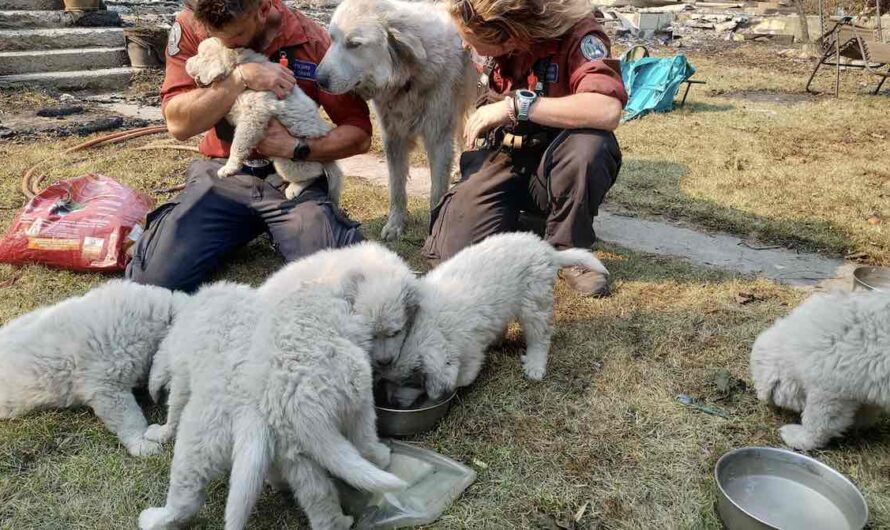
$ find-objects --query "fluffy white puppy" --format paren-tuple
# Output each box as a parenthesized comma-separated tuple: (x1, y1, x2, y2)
(751, 290, 890, 450)
(185, 37, 344, 203)
(381, 232, 610, 404)
(257, 241, 420, 368)
(0, 280, 185, 456)
(140, 280, 405, 530)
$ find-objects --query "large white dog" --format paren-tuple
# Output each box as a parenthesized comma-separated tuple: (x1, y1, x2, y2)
(0, 280, 185, 456)
(316, 0, 475, 240)
(380, 233, 610, 405)
(186, 37, 344, 203)
(139, 281, 405, 530)
(751, 290, 890, 450)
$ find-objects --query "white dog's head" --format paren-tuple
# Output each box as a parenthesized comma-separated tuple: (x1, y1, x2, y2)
(750, 327, 806, 412)
(316, 0, 428, 96)
(186, 37, 239, 86)
(341, 265, 420, 369)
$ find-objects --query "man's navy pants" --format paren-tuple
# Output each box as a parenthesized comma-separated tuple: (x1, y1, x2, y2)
(125, 159, 363, 292)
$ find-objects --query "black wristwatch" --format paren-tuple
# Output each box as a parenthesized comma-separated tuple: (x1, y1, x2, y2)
(291, 138, 311, 161)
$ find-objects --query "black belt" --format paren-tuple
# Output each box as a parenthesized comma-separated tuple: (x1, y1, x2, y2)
(241, 158, 276, 179)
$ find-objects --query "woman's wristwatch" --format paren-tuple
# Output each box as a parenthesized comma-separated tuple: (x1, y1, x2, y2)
(515, 89, 538, 122)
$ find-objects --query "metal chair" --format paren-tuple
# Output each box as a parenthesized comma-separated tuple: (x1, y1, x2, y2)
(805, 0, 890, 96)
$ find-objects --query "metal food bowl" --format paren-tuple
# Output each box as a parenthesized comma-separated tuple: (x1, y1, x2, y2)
(715, 447, 868, 530)
(852, 266, 890, 292)
(375, 391, 456, 438)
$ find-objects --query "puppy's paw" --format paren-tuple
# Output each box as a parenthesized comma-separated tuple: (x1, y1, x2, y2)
(380, 214, 405, 242)
(779, 424, 818, 450)
(126, 437, 163, 457)
(143, 423, 175, 444)
(217, 163, 239, 178)
(366, 442, 392, 469)
(284, 182, 305, 200)
(521, 356, 546, 381)
(139, 507, 173, 530)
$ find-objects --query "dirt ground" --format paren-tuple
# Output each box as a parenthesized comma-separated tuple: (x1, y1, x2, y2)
(1, 39, 889, 529)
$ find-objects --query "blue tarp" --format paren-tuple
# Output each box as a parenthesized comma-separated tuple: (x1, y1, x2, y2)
(620, 54, 696, 122)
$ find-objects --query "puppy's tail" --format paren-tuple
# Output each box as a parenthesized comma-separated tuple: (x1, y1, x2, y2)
(300, 424, 406, 493)
(552, 248, 609, 276)
(323, 162, 344, 206)
(226, 415, 272, 530)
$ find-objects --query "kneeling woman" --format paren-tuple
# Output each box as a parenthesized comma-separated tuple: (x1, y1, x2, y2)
(422, 0, 626, 297)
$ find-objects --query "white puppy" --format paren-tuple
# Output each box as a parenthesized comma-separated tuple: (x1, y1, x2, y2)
(258, 241, 419, 368)
(317, 0, 475, 240)
(140, 280, 405, 530)
(186, 37, 344, 203)
(751, 290, 890, 450)
(382, 232, 610, 404)
(0, 280, 185, 456)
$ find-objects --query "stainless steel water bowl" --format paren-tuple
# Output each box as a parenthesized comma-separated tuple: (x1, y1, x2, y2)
(853, 266, 890, 292)
(715, 447, 868, 530)
(375, 392, 456, 437)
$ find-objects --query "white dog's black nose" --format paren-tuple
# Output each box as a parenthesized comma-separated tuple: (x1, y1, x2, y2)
(315, 70, 330, 91)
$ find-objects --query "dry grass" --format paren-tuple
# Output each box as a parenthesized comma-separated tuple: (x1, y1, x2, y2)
(612, 44, 890, 263)
(1, 43, 890, 529)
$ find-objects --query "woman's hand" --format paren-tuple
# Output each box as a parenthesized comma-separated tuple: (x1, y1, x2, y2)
(463, 100, 512, 149)
(236, 62, 296, 99)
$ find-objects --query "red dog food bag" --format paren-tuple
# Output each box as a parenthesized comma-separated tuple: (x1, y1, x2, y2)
(0, 174, 155, 272)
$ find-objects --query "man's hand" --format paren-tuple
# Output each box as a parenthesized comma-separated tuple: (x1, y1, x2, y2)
(238, 62, 296, 99)
(256, 119, 297, 159)
(464, 100, 512, 149)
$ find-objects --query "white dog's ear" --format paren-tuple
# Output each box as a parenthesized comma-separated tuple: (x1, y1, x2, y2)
(402, 282, 420, 323)
(342, 270, 367, 306)
(387, 25, 427, 63)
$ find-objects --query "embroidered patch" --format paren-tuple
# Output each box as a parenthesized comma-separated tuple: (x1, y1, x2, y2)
(546, 62, 559, 83)
(167, 21, 182, 57)
(579, 34, 607, 61)
(292, 60, 317, 81)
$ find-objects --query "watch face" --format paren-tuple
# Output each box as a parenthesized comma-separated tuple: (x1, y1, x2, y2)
(517, 89, 536, 99)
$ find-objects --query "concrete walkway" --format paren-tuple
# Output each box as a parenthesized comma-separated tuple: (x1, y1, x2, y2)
(339, 153, 854, 289)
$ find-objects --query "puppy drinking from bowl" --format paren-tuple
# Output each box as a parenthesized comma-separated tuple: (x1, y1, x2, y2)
(380, 232, 610, 404)
(751, 289, 890, 450)
(140, 279, 406, 530)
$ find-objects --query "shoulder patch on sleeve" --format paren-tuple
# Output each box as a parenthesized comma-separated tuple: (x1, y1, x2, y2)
(167, 21, 182, 57)
(579, 34, 607, 61)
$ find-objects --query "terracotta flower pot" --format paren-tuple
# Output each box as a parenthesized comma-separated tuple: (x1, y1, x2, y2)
(63, 0, 102, 12)
(124, 28, 167, 69)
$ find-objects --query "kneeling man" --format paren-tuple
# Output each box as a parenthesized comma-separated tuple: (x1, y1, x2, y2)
(127, 0, 372, 292)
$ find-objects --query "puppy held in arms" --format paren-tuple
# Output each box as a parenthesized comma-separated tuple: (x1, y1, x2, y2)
(380, 233, 610, 406)
(0, 280, 186, 456)
(751, 290, 890, 450)
(185, 37, 344, 203)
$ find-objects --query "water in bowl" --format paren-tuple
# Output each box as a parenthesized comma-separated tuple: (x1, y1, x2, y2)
(725, 474, 852, 530)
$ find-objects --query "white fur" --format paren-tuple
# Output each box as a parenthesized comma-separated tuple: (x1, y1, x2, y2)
(258, 241, 420, 368)
(751, 290, 890, 450)
(186, 37, 344, 203)
(317, 0, 476, 240)
(0, 280, 185, 456)
(141, 276, 407, 530)
(381, 233, 610, 404)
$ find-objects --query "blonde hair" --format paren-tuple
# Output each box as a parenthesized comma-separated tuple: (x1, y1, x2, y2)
(447, 0, 593, 45)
